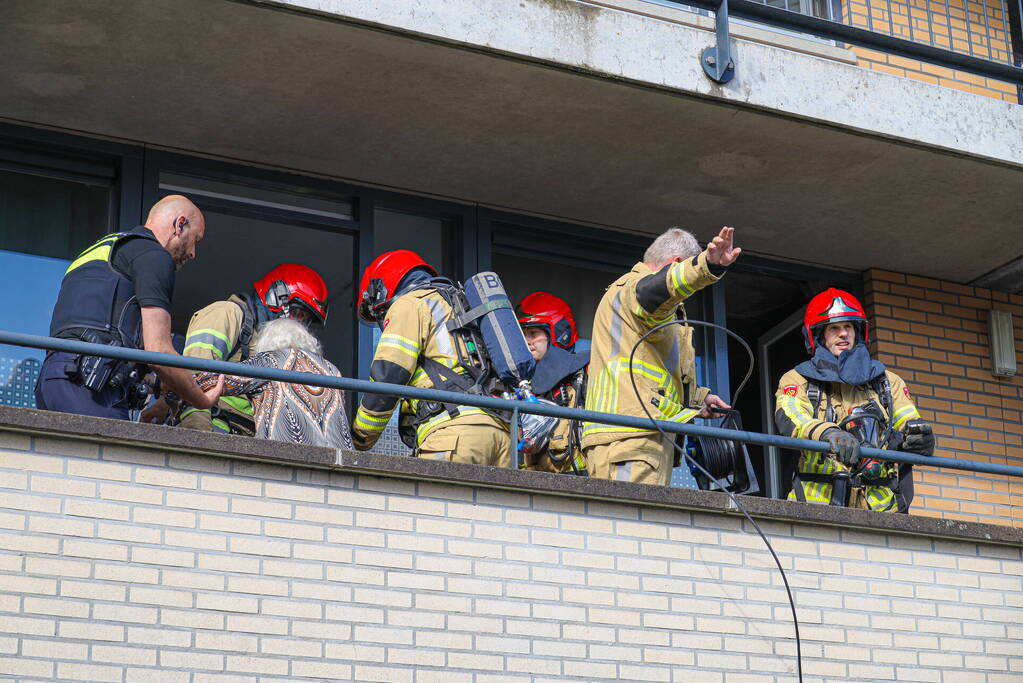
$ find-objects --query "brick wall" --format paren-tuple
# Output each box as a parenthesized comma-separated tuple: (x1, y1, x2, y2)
(1, 428, 1022, 681)
(864, 269, 1023, 526)
(844, 0, 1019, 103)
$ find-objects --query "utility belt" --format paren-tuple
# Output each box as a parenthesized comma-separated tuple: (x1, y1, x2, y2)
(792, 469, 904, 511)
(399, 393, 505, 449)
(58, 328, 149, 410)
(398, 357, 508, 449)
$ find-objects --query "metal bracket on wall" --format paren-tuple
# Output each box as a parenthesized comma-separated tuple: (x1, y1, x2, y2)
(701, 0, 736, 83)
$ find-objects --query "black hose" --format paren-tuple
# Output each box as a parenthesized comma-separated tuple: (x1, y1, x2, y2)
(626, 319, 803, 682)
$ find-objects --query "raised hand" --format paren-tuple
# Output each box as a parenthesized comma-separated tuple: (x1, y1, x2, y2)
(706, 226, 741, 267)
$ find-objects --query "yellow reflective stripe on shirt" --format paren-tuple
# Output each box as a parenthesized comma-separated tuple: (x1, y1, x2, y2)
(891, 404, 919, 430)
(801, 451, 837, 474)
(665, 408, 700, 423)
(378, 333, 420, 360)
(581, 424, 649, 437)
(220, 395, 253, 415)
(64, 234, 119, 275)
(617, 360, 666, 384)
(669, 262, 695, 297)
(633, 305, 674, 328)
(183, 341, 225, 360)
(865, 485, 895, 511)
(778, 395, 814, 439)
(184, 328, 233, 360)
(354, 407, 389, 432)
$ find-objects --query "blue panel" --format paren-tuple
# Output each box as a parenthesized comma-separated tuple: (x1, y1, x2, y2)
(0, 250, 70, 407)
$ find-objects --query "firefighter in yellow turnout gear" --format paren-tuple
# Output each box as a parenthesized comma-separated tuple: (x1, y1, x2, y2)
(352, 251, 510, 467)
(582, 227, 740, 486)
(516, 292, 588, 474)
(775, 288, 935, 512)
(169, 264, 329, 434)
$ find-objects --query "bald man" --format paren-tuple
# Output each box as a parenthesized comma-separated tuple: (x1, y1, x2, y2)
(36, 195, 223, 420)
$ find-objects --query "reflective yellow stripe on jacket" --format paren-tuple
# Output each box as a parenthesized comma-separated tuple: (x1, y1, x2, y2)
(582, 359, 699, 438)
(65, 233, 122, 275)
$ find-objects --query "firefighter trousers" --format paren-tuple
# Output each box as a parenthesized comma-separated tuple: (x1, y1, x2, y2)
(416, 415, 511, 468)
(584, 434, 674, 486)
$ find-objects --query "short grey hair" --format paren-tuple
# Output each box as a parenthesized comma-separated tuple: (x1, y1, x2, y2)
(643, 227, 701, 268)
(253, 318, 323, 356)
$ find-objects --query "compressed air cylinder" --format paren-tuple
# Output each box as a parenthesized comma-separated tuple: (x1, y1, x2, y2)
(463, 272, 536, 387)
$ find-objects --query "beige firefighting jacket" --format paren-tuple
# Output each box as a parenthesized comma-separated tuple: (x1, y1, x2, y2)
(351, 288, 505, 452)
(582, 252, 723, 447)
(179, 295, 255, 434)
(774, 368, 921, 510)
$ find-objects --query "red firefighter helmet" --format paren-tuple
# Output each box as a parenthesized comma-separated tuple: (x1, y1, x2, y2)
(357, 250, 437, 323)
(253, 264, 329, 325)
(516, 291, 579, 350)
(803, 288, 868, 353)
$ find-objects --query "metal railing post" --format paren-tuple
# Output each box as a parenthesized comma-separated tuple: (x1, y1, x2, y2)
(702, 0, 737, 83)
(510, 405, 520, 470)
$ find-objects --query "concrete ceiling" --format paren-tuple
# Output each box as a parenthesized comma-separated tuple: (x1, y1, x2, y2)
(1, 0, 1020, 288)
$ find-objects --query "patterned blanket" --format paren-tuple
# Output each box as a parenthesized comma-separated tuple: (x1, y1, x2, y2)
(197, 348, 353, 449)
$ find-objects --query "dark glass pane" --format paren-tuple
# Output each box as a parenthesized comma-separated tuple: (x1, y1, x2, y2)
(0, 169, 111, 259)
(373, 208, 449, 275)
(492, 250, 618, 344)
(171, 210, 356, 379)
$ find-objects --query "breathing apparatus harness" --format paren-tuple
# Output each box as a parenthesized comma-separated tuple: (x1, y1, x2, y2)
(548, 368, 588, 474)
(517, 367, 588, 474)
(385, 273, 537, 449)
(627, 318, 802, 682)
(796, 375, 909, 512)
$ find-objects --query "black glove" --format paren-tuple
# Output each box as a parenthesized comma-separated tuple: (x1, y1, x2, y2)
(823, 427, 860, 467)
(902, 420, 935, 457)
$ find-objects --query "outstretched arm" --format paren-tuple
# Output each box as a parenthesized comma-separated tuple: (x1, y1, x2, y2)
(633, 227, 740, 327)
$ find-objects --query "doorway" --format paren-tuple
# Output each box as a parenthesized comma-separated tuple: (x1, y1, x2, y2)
(152, 168, 359, 378)
(723, 259, 860, 498)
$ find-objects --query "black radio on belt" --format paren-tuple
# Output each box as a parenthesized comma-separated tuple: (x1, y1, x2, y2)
(66, 328, 130, 394)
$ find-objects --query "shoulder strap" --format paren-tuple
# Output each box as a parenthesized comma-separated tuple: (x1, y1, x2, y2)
(235, 295, 256, 360)
(873, 374, 893, 421)
(805, 379, 824, 420)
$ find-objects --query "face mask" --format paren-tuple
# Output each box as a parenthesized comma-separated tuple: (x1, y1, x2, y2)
(839, 399, 887, 448)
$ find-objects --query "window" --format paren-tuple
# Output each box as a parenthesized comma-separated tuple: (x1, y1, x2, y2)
(155, 170, 358, 379)
(0, 153, 116, 408)
(373, 208, 451, 275)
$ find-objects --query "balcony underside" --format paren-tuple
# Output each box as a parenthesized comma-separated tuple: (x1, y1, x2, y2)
(1, 0, 1020, 286)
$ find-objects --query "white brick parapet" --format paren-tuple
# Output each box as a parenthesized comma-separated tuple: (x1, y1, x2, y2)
(0, 406, 1021, 681)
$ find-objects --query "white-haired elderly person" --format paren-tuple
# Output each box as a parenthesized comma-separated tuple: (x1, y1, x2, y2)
(195, 317, 353, 449)
(582, 226, 740, 486)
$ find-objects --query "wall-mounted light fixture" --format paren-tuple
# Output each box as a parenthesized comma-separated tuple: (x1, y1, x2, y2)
(989, 310, 1017, 377)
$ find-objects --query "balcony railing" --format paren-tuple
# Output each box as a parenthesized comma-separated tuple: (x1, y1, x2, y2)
(2, 329, 1021, 482)
(654, 0, 1023, 95)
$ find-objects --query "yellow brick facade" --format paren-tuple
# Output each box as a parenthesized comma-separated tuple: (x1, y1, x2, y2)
(844, 0, 1019, 102)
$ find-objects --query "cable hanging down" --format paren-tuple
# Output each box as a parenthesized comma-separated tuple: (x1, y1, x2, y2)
(626, 319, 803, 682)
